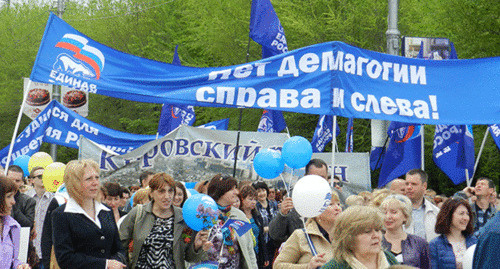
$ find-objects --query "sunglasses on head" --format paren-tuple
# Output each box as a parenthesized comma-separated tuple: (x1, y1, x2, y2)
(31, 174, 43, 179)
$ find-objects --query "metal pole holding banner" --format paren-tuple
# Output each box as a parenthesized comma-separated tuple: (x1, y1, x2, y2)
(50, 0, 65, 162)
(232, 37, 252, 178)
(420, 125, 425, 170)
(330, 116, 338, 188)
(471, 127, 490, 181)
(4, 81, 31, 175)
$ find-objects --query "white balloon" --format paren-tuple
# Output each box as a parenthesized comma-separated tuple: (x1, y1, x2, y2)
(292, 175, 332, 218)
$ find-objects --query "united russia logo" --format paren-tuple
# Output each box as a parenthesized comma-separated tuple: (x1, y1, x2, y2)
(54, 34, 105, 79)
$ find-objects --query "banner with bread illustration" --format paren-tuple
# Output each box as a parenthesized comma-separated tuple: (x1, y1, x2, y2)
(24, 78, 88, 119)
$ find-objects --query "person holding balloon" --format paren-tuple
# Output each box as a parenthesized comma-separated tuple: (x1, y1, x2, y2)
(51, 159, 127, 269)
(119, 172, 210, 269)
(0, 174, 31, 269)
(204, 174, 258, 269)
(273, 191, 342, 269)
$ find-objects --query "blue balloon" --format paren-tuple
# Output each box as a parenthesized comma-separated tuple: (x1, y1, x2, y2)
(253, 149, 284, 179)
(182, 194, 219, 231)
(13, 155, 31, 177)
(282, 136, 313, 169)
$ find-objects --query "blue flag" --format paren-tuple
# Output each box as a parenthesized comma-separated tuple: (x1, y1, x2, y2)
(311, 115, 341, 152)
(345, 118, 354, 152)
(157, 46, 196, 136)
(257, 110, 287, 133)
(378, 123, 422, 187)
(157, 104, 196, 136)
(433, 125, 474, 185)
(417, 41, 424, 59)
(490, 124, 500, 150)
(197, 118, 230, 130)
(370, 146, 385, 170)
(172, 45, 181, 66)
(221, 219, 253, 237)
(249, 0, 288, 58)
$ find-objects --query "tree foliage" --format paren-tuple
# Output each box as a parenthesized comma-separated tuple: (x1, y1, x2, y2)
(0, 0, 498, 193)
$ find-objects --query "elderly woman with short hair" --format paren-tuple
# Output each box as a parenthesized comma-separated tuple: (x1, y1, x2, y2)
(274, 191, 343, 269)
(380, 194, 430, 269)
(321, 206, 399, 269)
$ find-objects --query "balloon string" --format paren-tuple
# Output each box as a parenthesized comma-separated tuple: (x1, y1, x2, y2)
(287, 168, 294, 197)
(279, 174, 290, 197)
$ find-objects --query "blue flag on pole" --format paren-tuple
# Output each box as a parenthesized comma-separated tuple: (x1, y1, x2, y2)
(157, 46, 196, 136)
(257, 110, 287, 133)
(197, 118, 230, 130)
(249, 0, 288, 58)
(250, 0, 288, 132)
(221, 219, 253, 237)
(345, 118, 354, 152)
(378, 123, 422, 187)
(490, 124, 500, 150)
(311, 115, 341, 153)
(370, 146, 385, 170)
(157, 104, 196, 136)
(433, 125, 474, 185)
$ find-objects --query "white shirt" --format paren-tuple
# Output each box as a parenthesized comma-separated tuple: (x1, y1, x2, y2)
(64, 198, 110, 229)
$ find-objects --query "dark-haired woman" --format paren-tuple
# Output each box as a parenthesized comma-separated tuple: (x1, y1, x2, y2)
(103, 182, 127, 224)
(173, 181, 188, 208)
(429, 198, 477, 269)
(119, 173, 209, 268)
(205, 174, 258, 269)
(238, 185, 267, 268)
(252, 181, 278, 269)
(0, 175, 31, 269)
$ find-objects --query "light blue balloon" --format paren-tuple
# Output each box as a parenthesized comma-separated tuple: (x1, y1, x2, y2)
(253, 149, 284, 179)
(182, 194, 219, 231)
(282, 136, 313, 169)
(13, 155, 31, 177)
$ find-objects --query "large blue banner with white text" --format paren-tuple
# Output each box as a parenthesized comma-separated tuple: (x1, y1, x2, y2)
(30, 13, 500, 125)
(0, 101, 156, 166)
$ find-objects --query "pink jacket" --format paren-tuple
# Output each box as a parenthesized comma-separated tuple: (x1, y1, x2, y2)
(0, 215, 22, 269)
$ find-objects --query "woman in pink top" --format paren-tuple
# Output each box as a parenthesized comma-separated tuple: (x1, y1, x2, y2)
(0, 174, 30, 269)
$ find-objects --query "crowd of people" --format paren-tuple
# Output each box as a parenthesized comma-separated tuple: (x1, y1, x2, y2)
(0, 158, 498, 269)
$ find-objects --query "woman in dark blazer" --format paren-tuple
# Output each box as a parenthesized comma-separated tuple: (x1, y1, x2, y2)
(51, 159, 126, 269)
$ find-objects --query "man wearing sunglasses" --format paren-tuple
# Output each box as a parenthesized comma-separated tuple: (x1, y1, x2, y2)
(26, 166, 55, 265)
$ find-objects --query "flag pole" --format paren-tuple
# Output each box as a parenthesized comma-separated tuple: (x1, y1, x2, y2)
(471, 126, 490, 180)
(232, 36, 252, 177)
(420, 125, 425, 170)
(330, 116, 338, 188)
(5, 81, 31, 175)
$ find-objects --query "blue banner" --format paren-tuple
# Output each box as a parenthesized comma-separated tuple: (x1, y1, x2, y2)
(490, 124, 500, 150)
(257, 110, 287, 133)
(370, 146, 385, 170)
(311, 115, 340, 152)
(198, 118, 230, 130)
(30, 13, 500, 125)
(0, 100, 156, 166)
(345, 118, 354, 152)
(378, 124, 422, 187)
(221, 219, 252, 237)
(157, 104, 196, 136)
(433, 125, 474, 185)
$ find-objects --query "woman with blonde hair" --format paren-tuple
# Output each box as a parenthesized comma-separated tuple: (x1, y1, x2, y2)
(380, 194, 430, 269)
(51, 159, 126, 269)
(119, 172, 210, 268)
(322, 206, 399, 269)
(273, 192, 342, 269)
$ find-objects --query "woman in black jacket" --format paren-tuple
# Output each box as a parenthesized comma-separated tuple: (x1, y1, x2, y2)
(51, 159, 126, 269)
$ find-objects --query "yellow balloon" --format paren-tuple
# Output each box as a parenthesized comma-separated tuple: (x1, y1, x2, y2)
(28, 152, 53, 173)
(43, 162, 66, 192)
